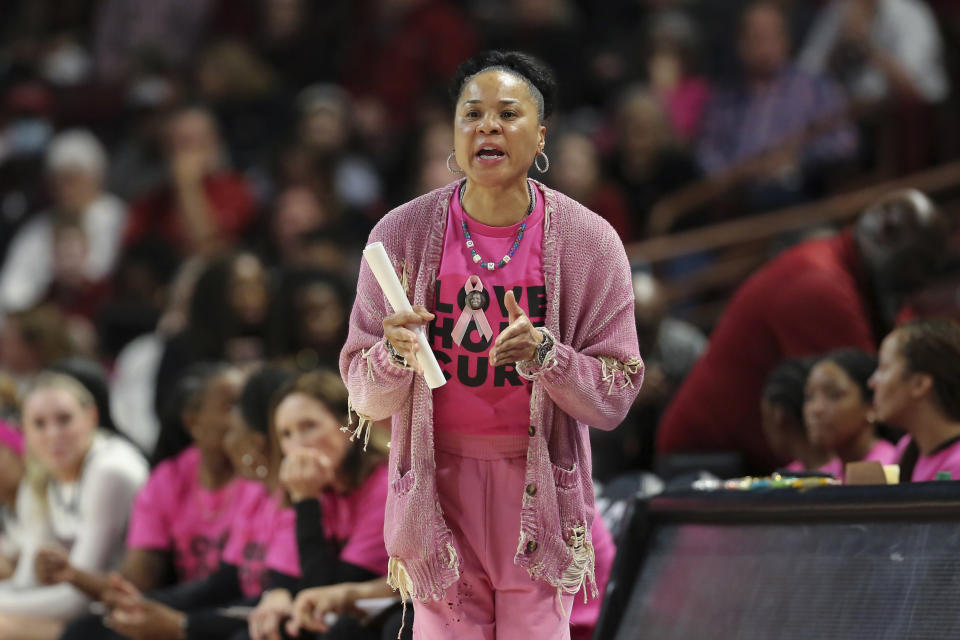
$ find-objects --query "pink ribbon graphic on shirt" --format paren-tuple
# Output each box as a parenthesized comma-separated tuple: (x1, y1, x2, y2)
(452, 275, 493, 347)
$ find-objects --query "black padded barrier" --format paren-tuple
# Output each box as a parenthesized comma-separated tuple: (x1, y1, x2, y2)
(594, 482, 960, 640)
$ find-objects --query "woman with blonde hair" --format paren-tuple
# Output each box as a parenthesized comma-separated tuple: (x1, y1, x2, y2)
(0, 372, 148, 639)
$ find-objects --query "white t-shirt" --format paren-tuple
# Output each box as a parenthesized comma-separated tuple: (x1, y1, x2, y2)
(0, 433, 148, 619)
(799, 0, 949, 103)
(0, 193, 126, 313)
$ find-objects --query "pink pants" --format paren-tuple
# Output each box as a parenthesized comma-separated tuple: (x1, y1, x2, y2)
(413, 432, 574, 640)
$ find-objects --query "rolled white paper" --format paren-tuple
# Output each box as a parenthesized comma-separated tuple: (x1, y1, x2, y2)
(363, 242, 446, 389)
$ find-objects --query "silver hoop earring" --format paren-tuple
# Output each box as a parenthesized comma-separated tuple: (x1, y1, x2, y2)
(446, 151, 463, 174)
(241, 454, 253, 467)
(255, 464, 268, 479)
(535, 150, 549, 174)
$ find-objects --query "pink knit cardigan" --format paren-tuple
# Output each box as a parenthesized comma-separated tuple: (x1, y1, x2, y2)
(340, 179, 643, 606)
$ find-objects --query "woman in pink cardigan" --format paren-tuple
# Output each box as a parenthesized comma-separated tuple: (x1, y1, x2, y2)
(340, 50, 642, 639)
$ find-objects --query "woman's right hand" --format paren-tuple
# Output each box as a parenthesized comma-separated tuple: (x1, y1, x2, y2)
(248, 589, 293, 640)
(35, 546, 74, 585)
(279, 447, 335, 502)
(382, 306, 435, 373)
(285, 584, 361, 636)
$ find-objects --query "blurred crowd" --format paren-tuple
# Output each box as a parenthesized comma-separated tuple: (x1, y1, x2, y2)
(0, 0, 958, 443)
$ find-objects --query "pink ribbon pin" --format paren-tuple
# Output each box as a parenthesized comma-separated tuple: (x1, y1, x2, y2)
(452, 275, 494, 346)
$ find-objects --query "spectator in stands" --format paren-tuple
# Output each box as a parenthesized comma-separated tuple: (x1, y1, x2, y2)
(607, 87, 702, 235)
(93, 0, 214, 83)
(261, 186, 332, 270)
(36, 363, 244, 611)
(154, 251, 272, 425)
(480, 0, 588, 114)
(0, 305, 79, 385)
(657, 188, 949, 471)
(45, 220, 114, 325)
(245, 0, 341, 89)
(550, 130, 633, 241)
(802, 349, 897, 480)
(871, 319, 960, 482)
(697, 1, 857, 212)
(194, 39, 284, 175)
(123, 105, 258, 257)
(108, 68, 186, 201)
(0, 130, 125, 315)
(413, 116, 457, 196)
(267, 269, 352, 371)
(96, 239, 182, 360)
(294, 84, 384, 227)
(761, 357, 829, 472)
(71, 366, 299, 640)
(247, 370, 390, 640)
(0, 372, 148, 638)
(799, 0, 949, 105)
(339, 0, 477, 135)
(645, 9, 710, 143)
(0, 422, 24, 582)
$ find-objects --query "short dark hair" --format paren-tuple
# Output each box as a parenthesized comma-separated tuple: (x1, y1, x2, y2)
(153, 361, 231, 465)
(763, 357, 814, 432)
(449, 50, 557, 122)
(895, 319, 960, 422)
(815, 349, 878, 404)
(240, 365, 296, 437)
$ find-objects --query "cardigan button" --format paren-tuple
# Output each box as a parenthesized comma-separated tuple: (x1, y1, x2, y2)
(525, 484, 537, 496)
(525, 540, 538, 554)
(528, 425, 536, 437)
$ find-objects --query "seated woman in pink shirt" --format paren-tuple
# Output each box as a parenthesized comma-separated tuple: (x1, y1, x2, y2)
(761, 357, 830, 472)
(870, 319, 960, 482)
(802, 349, 897, 481)
(64, 365, 300, 640)
(39, 363, 245, 603)
(268, 371, 616, 640)
(247, 369, 391, 640)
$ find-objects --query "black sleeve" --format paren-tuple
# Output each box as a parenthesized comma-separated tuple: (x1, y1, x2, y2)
(267, 569, 300, 593)
(295, 499, 379, 589)
(148, 563, 243, 611)
(183, 598, 257, 640)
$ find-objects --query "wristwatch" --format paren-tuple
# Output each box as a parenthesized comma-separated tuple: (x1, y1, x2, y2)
(384, 339, 409, 368)
(534, 327, 554, 366)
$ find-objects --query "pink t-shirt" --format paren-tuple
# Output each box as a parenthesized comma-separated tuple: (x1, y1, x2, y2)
(814, 439, 899, 481)
(126, 447, 245, 582)
(318, 463, 389, 575)
(222, 481, 301, 598)
(430, 180, 546, 435)
(895, 435, 960, 482)
(570, 515, 616, 640)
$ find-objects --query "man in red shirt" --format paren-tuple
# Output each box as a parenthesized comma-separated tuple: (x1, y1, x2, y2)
(657, 189, 949, 471)
(124, 105, 256, 257)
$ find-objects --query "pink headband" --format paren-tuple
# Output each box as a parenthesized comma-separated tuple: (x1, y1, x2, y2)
(0, 420, 24, 457)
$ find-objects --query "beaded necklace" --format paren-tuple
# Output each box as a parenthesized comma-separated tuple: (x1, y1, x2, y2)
(459, 180, 534, 270)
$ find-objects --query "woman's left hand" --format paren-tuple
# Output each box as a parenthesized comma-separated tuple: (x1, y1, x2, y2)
(490, 290, 543, 367)
(249, 589, 293, 640)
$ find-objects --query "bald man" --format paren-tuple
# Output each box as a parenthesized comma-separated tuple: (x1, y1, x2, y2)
(657, 189, 949, 471)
